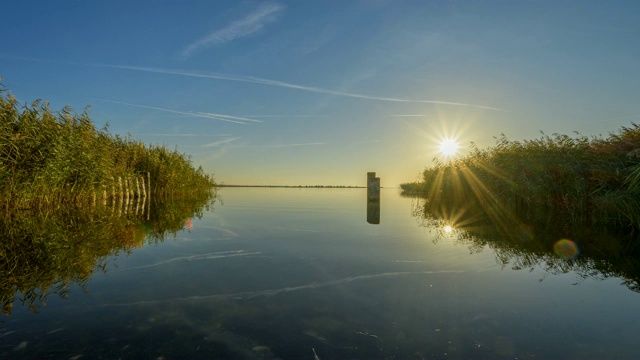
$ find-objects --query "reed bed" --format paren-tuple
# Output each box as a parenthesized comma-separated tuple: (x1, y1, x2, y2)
(0, 86, 215, 212)
(401, 125, 640, 230)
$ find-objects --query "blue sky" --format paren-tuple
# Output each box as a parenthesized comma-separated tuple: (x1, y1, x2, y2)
(2, 0, 640, 186)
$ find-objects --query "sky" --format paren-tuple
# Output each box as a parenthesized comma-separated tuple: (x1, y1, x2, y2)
(2, 0, 640, 187)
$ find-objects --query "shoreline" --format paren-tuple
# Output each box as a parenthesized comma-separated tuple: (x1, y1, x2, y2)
(215, 185, 367, 188)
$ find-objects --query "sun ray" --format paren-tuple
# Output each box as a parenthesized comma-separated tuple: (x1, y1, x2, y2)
(439, 139, 459, 157)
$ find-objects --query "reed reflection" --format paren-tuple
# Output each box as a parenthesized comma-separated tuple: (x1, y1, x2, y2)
(0, 190, 216, 316)
(409, 195, 640, 293)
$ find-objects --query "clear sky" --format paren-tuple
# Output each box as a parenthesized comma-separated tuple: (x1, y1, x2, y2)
(2, 0, 640, 187)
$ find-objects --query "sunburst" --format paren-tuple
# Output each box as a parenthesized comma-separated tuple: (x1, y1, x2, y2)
(439, 138, 459, 157)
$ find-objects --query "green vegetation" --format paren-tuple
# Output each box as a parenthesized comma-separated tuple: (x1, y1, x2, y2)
(0, 85, 215, 211)
(410, 195, 640, 293)
(401, 125, 640, 231)
(1, 191, 217, 316)
(0, 84, 220, 314)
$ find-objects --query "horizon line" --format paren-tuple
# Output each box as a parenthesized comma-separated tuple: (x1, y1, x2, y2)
(215, 184, 397, 188)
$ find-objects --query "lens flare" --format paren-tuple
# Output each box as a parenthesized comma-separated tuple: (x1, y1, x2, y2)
(443, 225, 454, 234)
(553, 239, 579, 260)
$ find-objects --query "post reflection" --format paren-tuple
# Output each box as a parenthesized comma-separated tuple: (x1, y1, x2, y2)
(367, 198, 380, 224)
(367, 172, 381, 224)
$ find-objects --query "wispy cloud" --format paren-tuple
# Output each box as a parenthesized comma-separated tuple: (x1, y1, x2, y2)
(299, 24, 339, 55)
(89, 98, 261, 124)
(203, 137, 239, 148)
(180, 2, 284, 59)
(267, 142, 326, 148)
(106, 65, 506, 111)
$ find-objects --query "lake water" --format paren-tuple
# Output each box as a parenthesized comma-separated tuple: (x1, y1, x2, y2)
(2, 188, 640, 359)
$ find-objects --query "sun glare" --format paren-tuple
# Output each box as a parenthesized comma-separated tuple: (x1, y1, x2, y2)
(439, 139, 459, 157)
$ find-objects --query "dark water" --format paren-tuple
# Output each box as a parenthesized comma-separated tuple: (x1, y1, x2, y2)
(2, 188, 640, 359)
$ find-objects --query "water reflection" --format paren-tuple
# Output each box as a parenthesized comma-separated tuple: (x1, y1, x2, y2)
(4, 188, 640, 359)
(367, 199, 380, 224)
(0, 190, 216, 315)
(410, 195, 640, 292)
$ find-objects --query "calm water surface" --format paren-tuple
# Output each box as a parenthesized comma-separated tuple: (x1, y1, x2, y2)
(3, 188, 640, 359)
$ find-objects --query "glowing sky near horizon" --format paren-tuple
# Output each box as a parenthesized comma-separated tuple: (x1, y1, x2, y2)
(2, 1, 640, 186)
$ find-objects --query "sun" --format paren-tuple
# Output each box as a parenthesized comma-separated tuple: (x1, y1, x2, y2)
(438, 138, 459, 157)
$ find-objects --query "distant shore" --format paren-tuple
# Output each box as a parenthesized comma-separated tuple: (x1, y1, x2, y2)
(216, 185, 367, 188)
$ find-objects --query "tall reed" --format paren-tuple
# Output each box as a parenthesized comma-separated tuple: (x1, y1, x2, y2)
(0, 86, 215, 211)
(402, 125, 640, 230)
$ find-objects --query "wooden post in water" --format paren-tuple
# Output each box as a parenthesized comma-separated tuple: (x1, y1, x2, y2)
(367, 172, 381, 224)
(367, 172, 380, 200)
(118, 177, 123, 205)
(124, 178, 130, 214)
(117, 176, 123, 216)
(146, 172, 151, 220)
(111, 177, 116, 204)
(140, 174, 146, 198)
(140, 195, 146, 217)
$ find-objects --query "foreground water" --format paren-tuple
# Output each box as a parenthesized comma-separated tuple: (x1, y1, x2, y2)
(2, 188, 640, 359)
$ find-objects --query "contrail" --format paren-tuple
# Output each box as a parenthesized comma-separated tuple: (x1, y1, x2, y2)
(89, 98, 261, 124)
(267, 142, 326, 148)
(233, 115, 328, 118)
(0, 55, 505, 111)
(105, 65, 506, 111)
